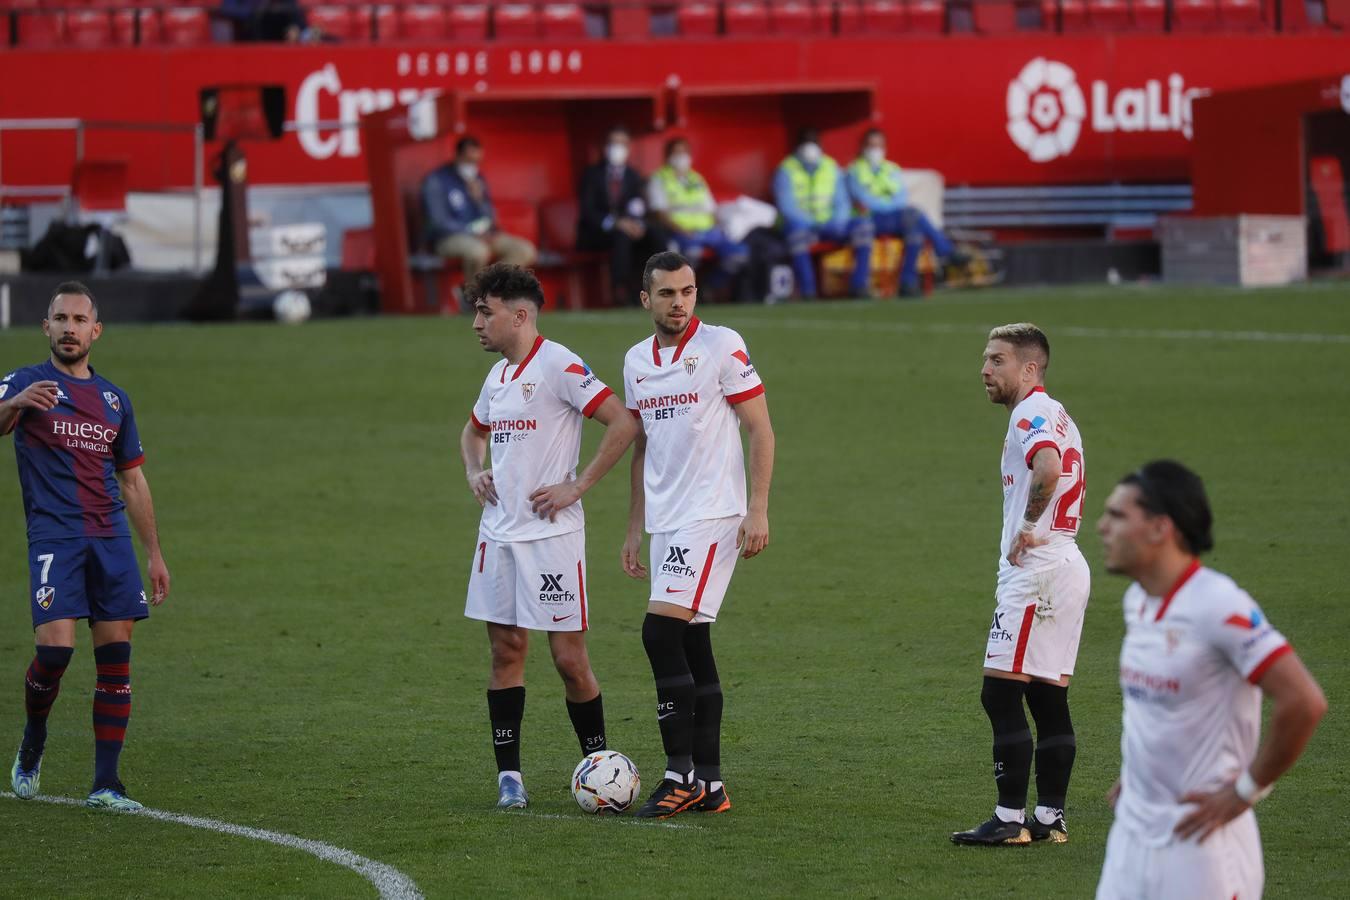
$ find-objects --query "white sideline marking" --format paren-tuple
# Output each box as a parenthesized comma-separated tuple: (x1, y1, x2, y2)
(569, 313, 1350, 345)
(1, 792, 424, 900)
(509, 810, 702, 830)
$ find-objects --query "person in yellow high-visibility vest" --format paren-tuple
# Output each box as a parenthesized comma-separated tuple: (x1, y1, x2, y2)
(846, 127, 966, 297)
(772, 127, 874, 299)
(648, 137, 747, 279)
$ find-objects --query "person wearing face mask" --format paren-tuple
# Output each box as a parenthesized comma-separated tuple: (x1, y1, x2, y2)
(847, 127, 965, 298)
(772, 127, 874, 299)
(422, 135, 537, 286)
(648, 138, 748, 288)
(577, 126, 668, 304)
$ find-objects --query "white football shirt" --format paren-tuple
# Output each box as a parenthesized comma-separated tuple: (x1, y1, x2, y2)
(623, 317, 764, 534)
(998, 386, 1085, 583)
(470, 336, 613, 542)
(1115, 562, 1291, 846)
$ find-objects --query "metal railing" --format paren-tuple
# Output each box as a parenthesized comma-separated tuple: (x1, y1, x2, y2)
(0, 118, 205, 270)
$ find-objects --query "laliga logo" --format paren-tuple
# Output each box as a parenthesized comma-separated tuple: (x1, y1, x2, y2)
(1007, 58, 1210, 164)
(1006, 58, 1085, 163)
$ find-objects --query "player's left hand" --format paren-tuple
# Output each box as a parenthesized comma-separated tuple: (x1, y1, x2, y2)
(147, 554, 171, 606)
(529, 481, 581, 522)
(1006, 529, 1045, 567)
(1174, 782, 1250, 843)
(738, 511, 769, 559)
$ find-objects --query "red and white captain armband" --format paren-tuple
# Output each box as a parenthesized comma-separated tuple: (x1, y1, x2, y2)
(1235, 770, 1274, 805)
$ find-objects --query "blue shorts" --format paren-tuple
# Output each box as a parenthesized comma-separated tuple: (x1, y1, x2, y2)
(28, 537, 148, 628)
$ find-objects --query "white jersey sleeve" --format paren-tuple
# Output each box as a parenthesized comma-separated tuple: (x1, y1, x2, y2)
(553, 349, 614, 418)
(470, 368, 496, 433)
(716, 329, 765, 405)
(1013, 399, 1061, 468)
(1198, 583, 1291, 683)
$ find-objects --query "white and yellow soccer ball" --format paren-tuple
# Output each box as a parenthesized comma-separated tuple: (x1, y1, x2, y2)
(571, 751, 641, 815)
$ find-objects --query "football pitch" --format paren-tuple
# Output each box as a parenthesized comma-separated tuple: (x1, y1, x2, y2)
(1, 283, 1347, 898)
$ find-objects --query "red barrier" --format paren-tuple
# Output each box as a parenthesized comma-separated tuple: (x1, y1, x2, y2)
(0, 35, 1348, 195)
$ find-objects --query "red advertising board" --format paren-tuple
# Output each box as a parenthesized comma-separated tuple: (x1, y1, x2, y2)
(0, 35, 1347, 192)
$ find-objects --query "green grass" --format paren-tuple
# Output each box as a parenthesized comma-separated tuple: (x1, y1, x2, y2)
(1, 283, 1347, 898)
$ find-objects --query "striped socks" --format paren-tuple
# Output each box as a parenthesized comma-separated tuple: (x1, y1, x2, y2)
(22, 645, 74, 755)
(92, 642, 132, 790)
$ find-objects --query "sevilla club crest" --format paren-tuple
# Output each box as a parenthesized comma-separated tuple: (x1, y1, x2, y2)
(521, 383, 536, 402)
(683, 356, 699, 376)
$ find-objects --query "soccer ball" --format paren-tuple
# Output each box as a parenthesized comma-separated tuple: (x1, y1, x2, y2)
(273, 290, 312, 324)
(571, 751, 640, 815)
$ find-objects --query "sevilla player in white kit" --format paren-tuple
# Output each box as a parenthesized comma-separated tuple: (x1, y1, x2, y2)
(458, 264, 639, 810)
(1096, 461, 1326, 900)
(954, 323, 1090, 846)
(620, 252, 775, 819)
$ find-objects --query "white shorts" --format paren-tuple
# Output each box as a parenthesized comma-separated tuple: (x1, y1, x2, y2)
(649, 516, 741, 624)
(1096, 814, 1264, 900)
(465, 528, 590, 632)
(983, 549, 1090, 681)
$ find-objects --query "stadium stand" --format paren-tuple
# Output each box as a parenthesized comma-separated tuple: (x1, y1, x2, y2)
(724, 0, 771, 33)
(493, 2, 540, 37)
(17, 11, 64, 48)
(860, 0, 906, 32)
(943, 184, 1194, 234)
(160, 7, 210, 44)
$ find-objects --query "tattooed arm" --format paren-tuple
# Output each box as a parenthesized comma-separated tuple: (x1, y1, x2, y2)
(1007, 446, 1061, 566)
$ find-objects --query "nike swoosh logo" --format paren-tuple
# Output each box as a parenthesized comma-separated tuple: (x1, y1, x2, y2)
(665, 587, 687, 594)
(636, 376, 648, 383)
(553, 614, 575, 622)
(493, 740, 514, 746)
(657, 712, 676, 721)
(986, 653, 999, 659)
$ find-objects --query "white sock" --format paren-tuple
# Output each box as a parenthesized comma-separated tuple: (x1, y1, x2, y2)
(498, 770, 523, 786)
(1034, 805, 1062, 825)
(702, 780, 723, 793)
(994, 805, 1025, 824)
(665, 769, 693, 785)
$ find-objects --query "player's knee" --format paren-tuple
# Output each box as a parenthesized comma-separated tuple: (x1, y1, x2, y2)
(490, 633, 527, 671)
(1026, 681, 1073, 734)
(981, 675, 1028, 727)
(552, 649, 593, 687)
(461, 241, 491, 267)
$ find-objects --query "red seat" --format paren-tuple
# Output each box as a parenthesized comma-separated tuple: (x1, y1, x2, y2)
(860, 0, 906, 30)
(308, 5, 366, 40)
(397, 4, 447, 38)
(907, 0, 943, 31)
(2, 0, 42, 11)
(66, 9, 113, 46)
(161, 7, 210, 44)
(540, 2, 586, 36)
(1218, 0, 1263, 28)
(17, 12, 64, 46)
(677, 0, 719, 34)
(770, 0, 831, 32)
(493, 3, 539, 38)
(1041, 0, 1088, 27)
(1171, 0, 1218, 28)
(1087, 0, 1130, 27)
(972, 0, 1017, 30)
(1130, 0, 1163, 27)
(725, 0, 771, 32)
(123, 8, 161, 43)
(341, 227, 377, 271)
(448, 2, 489, 37)
(834, 0, 863, 29)
(373, 4, 397, 37)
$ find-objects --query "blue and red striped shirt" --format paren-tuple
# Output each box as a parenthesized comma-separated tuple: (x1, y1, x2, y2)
(2, 360, 144, 541)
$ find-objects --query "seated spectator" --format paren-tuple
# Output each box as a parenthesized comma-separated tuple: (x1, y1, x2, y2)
(219, 0, 311, 42)
(648, 137, 748, 285)
(847, 127, 967, 297)
(773, 128, 874, 299)
(576, 126, 667, 304)
(421, 136, 536, 285)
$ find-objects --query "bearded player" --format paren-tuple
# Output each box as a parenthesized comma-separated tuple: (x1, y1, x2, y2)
(1095, 460, 1325, 899)
(460, 263, 638, 810)
(621, 251, 775, 819)
(4, 282, 171, 811)
(953, 323, 1089, 845)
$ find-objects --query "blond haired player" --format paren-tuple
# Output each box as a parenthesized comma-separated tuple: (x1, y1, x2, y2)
(953, 323, 1089, 845)
(620, 251, 775, 819)
(1095, 460, 1326, 899)
(459, 264, 638, 810)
